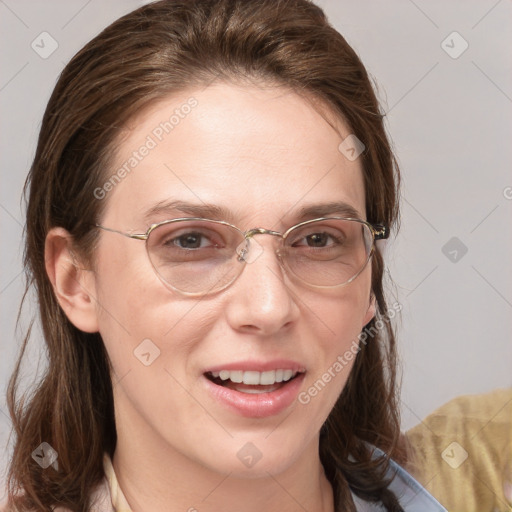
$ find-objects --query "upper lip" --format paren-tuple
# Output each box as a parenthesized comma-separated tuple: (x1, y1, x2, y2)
(204, 360, 306, 374)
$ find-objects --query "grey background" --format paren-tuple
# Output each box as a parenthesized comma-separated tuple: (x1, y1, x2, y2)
(1, 0, 511, 495)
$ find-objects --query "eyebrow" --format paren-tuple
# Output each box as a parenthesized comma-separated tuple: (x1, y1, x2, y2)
(143, 200, 235, 224)
(142, 199, 363, 225)
(297, 201, 362, 220)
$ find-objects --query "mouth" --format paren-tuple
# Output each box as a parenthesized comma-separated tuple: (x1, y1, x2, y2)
(204, 369, 304, 394)
(202, 366, 307, 418)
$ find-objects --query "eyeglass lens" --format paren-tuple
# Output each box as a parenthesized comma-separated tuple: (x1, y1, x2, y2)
(146, 219, 374, 294)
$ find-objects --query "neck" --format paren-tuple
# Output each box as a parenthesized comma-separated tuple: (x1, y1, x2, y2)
(112, 394, 335, 512)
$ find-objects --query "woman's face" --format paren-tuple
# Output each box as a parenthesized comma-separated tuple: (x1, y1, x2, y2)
(89, 82, 375, 476)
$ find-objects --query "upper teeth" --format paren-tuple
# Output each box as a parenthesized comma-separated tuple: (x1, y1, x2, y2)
(210, 369, 299, 385)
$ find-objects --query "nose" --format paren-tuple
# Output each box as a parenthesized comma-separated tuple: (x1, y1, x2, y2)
(224, 235, 300, 336)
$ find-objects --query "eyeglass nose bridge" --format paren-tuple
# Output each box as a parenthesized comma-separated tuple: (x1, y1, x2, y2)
(245, 227, 282, 238)
(236, 227, 284, 263)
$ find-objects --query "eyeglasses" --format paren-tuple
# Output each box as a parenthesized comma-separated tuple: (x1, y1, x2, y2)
(95, 217, 389, 297)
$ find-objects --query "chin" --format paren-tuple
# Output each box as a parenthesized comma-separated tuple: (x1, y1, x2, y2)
(220, 456, 296, 480)
(200, 439, 304, 479)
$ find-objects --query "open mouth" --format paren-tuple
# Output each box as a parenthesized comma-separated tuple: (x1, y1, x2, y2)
(204, 369, 304, 394)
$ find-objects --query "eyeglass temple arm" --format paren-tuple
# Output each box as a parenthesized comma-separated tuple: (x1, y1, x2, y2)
(95, 224, 148, 240)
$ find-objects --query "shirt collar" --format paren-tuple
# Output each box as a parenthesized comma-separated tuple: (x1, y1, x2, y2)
(102, 454, 134, 512)
(101, 451, 445, 511)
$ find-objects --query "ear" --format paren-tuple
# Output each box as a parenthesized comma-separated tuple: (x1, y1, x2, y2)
(45, 227, 99, 333)
(362, 292, 376, 327)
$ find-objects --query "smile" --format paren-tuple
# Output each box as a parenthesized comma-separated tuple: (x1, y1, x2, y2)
(203, 369, 306, 418)
(208, 369, 300, 386)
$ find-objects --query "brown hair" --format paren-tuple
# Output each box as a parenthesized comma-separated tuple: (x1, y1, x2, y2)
(6, 0, 404, 510)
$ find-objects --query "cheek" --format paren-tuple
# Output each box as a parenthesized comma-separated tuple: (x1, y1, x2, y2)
(314, 297, 367, 385)
(92, 266, 216, 431)
(93, 236, 167, 327)
(298, 272, 372, 411)
(314, 271, 372, 347)
(92, 242, 165, 371)
(92, 240, 219, 380)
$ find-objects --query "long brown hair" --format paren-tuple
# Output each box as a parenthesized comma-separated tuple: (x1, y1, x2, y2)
(6, 1, 403, 510)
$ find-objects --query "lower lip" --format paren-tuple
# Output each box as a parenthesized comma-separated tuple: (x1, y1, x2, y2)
(203, 373, 306, 418)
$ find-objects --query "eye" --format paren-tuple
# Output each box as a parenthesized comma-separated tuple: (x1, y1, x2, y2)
(169, 231, 216, 250)
(290, 228, 345, 249)
(147, 221, 241, 267)
(299, 232, 339, 248)
(151, 223, 228, 253)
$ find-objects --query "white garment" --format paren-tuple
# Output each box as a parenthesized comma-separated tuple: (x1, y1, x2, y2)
(95, 451, 447, 511)
(1, 451, 447, 511)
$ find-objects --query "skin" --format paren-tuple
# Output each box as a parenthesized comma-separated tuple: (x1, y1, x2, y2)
(46, 82, 375, 512)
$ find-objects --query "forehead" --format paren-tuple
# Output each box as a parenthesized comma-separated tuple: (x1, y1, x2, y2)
(102, 82, 367, 228)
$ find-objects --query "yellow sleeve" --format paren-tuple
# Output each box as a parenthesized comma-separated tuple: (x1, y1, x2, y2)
(404, 388, 512, 512)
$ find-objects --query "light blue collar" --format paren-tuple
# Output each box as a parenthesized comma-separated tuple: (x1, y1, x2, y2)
(350, 447, 447, 511)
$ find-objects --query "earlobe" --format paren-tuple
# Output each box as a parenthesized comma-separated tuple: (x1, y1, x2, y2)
(45, 227, 99, 333)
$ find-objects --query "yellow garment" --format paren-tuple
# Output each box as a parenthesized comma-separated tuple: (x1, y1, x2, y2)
(11, 390, 507, 512)
(405, 388, 512, 512)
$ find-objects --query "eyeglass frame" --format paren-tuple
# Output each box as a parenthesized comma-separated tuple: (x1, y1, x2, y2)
(95, 216, 390, 295)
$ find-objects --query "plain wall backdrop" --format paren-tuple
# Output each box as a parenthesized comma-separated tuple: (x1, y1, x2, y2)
(1, 0, 511, 496)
